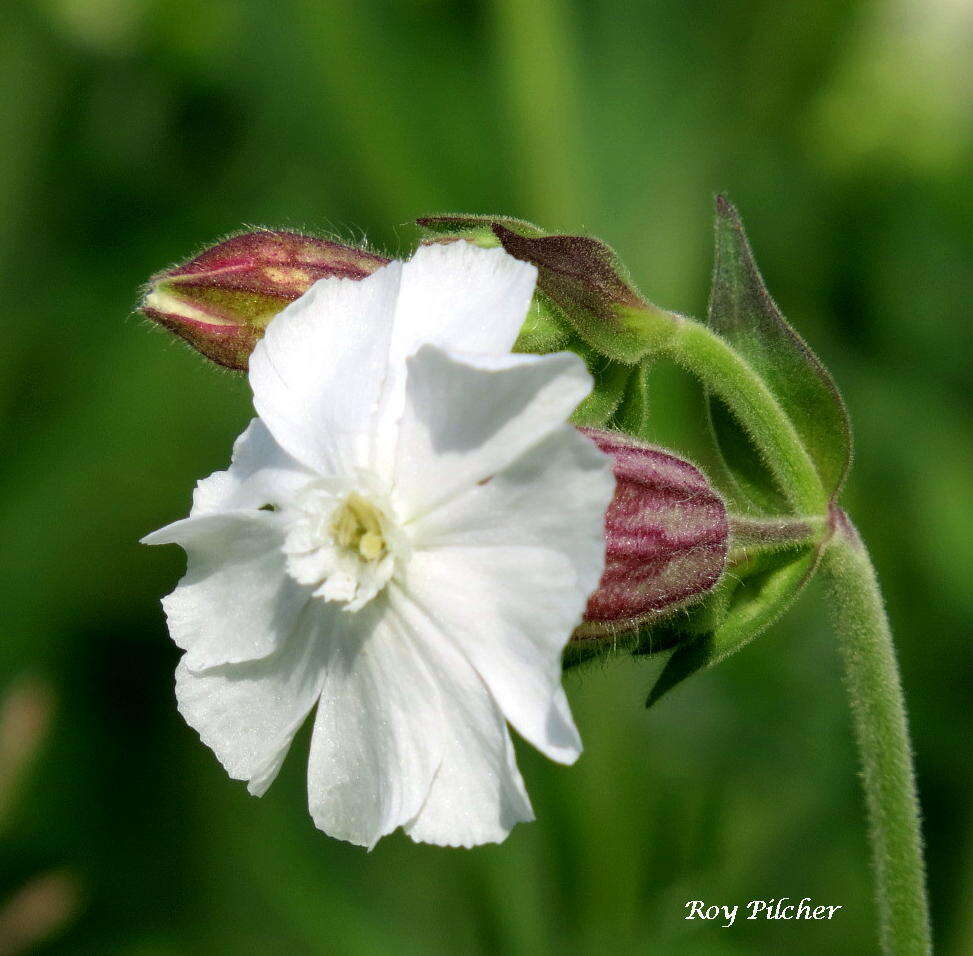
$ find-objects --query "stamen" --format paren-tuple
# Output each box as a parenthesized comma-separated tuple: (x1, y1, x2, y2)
(330, 493, 387, 561)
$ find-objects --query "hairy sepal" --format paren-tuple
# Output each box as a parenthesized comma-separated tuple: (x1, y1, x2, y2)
(644, 540, 822, 706)
(140, 230, 389, 369)
(566, 430, 730, 668)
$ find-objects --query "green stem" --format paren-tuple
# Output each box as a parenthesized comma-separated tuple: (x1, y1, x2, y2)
(727, 513, 828, 562)
(640, 310, 927, 949)
(661, 317, 826, 514)
(822, 515, 931, 955)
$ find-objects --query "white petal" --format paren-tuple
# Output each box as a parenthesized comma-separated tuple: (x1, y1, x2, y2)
(393, 345, 594, 518)
(142, 512, 308, 670)
(392, 242, 537, 359)
(402, 427, 615, 763)
(369, 244, 537, 481)
(174, 603, 330, 796)
(248, 262, 404, 475)
(306, 598, 443, 848)
(392, 591, 533, 847)
(191, 418, 314, 516)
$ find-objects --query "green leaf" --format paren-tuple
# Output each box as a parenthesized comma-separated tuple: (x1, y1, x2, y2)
(708, 197, 853, 507)
(645, 543, 820, 707)
(707, 396, 790, 513)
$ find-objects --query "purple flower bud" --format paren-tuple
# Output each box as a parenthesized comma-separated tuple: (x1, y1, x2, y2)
(577, 428, 729, 638)
(417, 215, 678, 364)
(141, 231, 389, 369)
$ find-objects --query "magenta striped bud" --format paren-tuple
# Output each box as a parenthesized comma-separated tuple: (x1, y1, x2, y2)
(576, 428, 729, 639)
(141, 231, 389, 369)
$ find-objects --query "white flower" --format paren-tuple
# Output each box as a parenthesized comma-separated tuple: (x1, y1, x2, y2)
(143, 241, 615, 848)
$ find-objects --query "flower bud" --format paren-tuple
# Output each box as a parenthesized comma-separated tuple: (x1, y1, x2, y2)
(141, 231, 389, 369)
(417, 215, 679, 364)
(576, 428, 729, 640)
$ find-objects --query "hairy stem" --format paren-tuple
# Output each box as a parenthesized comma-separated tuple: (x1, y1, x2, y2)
(822, 514, 931, 955)
(662, 318, 827, 514)
(727, 514, 828, 561)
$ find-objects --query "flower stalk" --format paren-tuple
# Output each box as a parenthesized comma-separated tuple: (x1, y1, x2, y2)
(658, 316, 827, 515)
(822, 512, 931, 954)
(673, 310, 931, 951)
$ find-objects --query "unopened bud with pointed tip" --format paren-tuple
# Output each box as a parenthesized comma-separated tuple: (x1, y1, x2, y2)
(575, 428, 729, 643)
(141, 231, 389, 369)
(417, 215, 680, 364)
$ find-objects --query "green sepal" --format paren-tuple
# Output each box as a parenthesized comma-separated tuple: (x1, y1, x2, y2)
(564, 570, 728, 673)
(493, 226, 676, 364)
(512, 293, 573, 355)
(563, 598, 703, 672)
(608, 361, 652, 441)
(570, 350, 631, 427)
(417, 213, 546, 245)
(707, 197, 853, 510)
(645, 542, 820, 707)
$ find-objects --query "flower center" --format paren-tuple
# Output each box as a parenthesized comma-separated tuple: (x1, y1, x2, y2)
(330, 492, 387, 562)
(282, 483, 401, 612)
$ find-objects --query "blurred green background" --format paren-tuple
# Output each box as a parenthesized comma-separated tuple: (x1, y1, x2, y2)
(1, 0, 970, 952)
